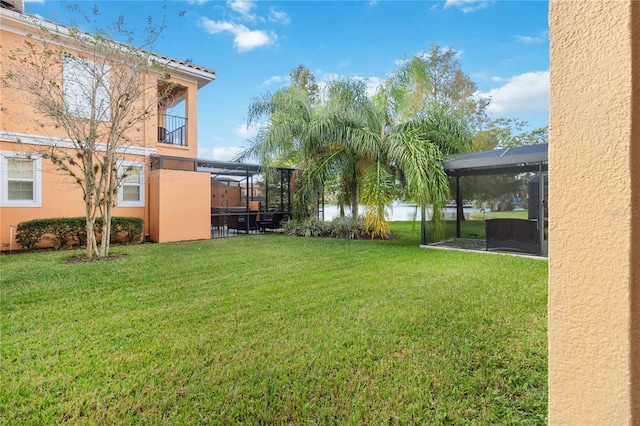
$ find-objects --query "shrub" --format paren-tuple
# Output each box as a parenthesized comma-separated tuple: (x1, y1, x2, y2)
(109, 217, 144, 244)
(45, 218, 85, 249)
(15, 217, 144, 251)
(283, 216, 379, 239)
(283, 217, 329, 237)
(330, 216, 369, 239)
(15, 219, 49, 250)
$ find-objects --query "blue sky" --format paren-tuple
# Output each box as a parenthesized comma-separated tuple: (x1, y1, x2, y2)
(24, 0, 549, 161)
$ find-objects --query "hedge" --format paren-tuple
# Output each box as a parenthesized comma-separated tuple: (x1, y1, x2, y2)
(15, 217, 144, 250)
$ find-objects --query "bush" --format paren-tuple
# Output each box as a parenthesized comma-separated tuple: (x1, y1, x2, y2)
(15, 217, 144, 251)
(283, 217, 329, 237)
(109, 217, 144, 244)
(283, 216, 378, 239)
(329, 216, 369, 239)
(45, 218, 85, 249)
(14, 219, 49, 250)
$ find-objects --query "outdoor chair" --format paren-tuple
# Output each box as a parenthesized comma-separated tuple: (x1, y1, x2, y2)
(485, 218, 539, 254)
(229, 212, 259, 234)
(257, 211, 289, 232)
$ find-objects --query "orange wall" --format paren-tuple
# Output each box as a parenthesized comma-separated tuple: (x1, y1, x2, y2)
(1, 27, 200, 160)
(1, 20, 210, 250)
(155, 77, 199, 159)
(149, 169, 210, 243)
(1, 29, 151, 148)
(0, 141, 145, 250)
(211, 180, 242, 207)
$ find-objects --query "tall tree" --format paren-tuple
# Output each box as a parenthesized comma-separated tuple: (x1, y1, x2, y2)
(390, 44, 489, 130)
(465, 119, 549, 211)
(2, 10, 171, 258)
(289, 64, 319, 103)
(473, 118, 548, 151)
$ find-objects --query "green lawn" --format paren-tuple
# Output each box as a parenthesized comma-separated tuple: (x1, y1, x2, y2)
(1, 224, 547, 424)
(418, 211, 530, 242)
(469, 210, 529, 220)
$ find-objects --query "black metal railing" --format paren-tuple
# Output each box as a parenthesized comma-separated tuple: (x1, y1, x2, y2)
(158, 114, 187, 146)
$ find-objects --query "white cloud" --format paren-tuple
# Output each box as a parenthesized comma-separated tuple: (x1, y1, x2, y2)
(490, 76, 504, 82)
(227, 0, 259, 22)
(368, 0, 378, 6)
(480, 71, 549, 115)
(516, 31, 548, 44)
(353, 76, 384, 97)
(444, 0, 492, 13)
(516, 35, 540, 44)
(234, 122, 262, 139)
(24, 0, 45, 3)
(187, 0, 209, 5)
(199, 18, 275, 52)
(262, 75, 284, 86)
(268, 7, 290, 25)
(212, 146, 244, 161)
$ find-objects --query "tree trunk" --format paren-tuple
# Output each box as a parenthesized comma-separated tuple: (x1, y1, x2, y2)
(351, 186, 359, 219)
(99, 203, 112, 257)
(85, 216, 95, 259)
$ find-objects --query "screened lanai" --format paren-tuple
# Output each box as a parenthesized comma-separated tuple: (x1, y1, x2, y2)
(422, 144, 549, 255)
(151, 155, 295, 237)
(197, 159, 295, 237)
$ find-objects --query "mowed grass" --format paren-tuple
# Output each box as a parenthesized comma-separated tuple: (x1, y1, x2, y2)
(1, 223, 548, 424)
(469, 210, 529, 220)
(422, 211, 531, 242)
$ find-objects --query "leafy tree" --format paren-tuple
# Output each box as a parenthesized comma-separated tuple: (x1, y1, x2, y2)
(2, 9, 172, 258)
(389, 44, 490, 130)
(473, 118, 548, 150)
(464, 119, 549, 211)
(289, 64, 319, 103)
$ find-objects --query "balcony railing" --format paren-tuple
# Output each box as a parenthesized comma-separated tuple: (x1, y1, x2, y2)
(158, 114, 187, 146)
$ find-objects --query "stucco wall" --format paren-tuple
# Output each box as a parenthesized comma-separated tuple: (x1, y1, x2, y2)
(148, 169, 210, 243)
(211, 180, 242, 208)
(549, 0, 640, 423)
(0, 140, 146, 250)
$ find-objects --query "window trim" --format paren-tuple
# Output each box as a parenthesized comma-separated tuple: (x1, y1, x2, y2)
(0, 151, 42, 207)
(117, 161, 145, 207)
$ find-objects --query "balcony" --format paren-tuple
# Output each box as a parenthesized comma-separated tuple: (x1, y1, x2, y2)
(158, 113, 187, 146)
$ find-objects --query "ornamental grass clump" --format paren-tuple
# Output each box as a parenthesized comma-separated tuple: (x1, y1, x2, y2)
(330, 216, 370, 239)
(283, 216, 387, 239)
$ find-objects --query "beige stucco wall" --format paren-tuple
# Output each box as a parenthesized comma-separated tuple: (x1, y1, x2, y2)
(148, 169, 210, 243)
(549, 0, 640, 423)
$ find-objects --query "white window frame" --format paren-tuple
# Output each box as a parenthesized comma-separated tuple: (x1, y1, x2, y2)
(62, 55, 111, 121)
(117, 161, 145, 207)
(0, 151, 42, 207)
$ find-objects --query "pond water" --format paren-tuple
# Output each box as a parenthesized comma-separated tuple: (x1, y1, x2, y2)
(320, 204, 481, 222)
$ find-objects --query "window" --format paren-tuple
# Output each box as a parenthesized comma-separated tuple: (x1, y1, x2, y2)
(1, 152, 42, 207)
(63, 55, 110, 121)
(118, 162, 144, 207)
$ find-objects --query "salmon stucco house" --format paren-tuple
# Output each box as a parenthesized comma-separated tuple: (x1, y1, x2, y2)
(0, 3, 218, 250)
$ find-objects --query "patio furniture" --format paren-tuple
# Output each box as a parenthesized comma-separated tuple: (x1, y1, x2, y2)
(257, 211, 289, 232)
(228, 210, 259, 233)
(485, 218, 539, 254)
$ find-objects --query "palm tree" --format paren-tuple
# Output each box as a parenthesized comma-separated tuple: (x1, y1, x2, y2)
(241, 77, 471, 239)
(319, 79, 470, 238)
